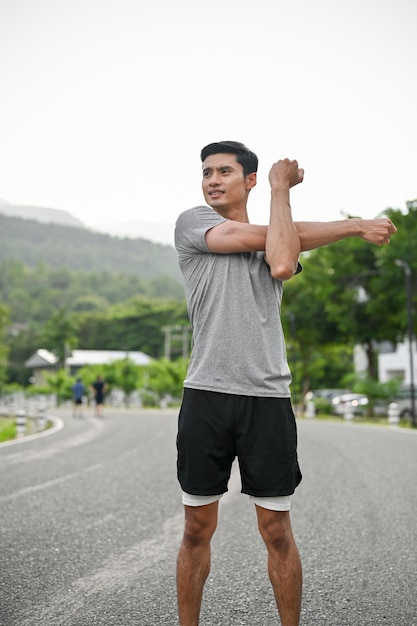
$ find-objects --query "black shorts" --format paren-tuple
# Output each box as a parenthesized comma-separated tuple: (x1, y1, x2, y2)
(177, 388, 302, 498)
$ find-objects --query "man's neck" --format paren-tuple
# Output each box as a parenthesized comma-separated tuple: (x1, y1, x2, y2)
(211, 205, 250, 223)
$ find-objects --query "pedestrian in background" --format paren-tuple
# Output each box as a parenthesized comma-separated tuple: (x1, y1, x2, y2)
(90, 374, 107, 417)
(72, 377, 85, 418)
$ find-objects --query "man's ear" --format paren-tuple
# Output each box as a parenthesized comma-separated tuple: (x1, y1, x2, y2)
(246, 172, 257, 190)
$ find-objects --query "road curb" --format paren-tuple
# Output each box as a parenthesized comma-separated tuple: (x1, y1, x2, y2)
(0, 415, 64, 448)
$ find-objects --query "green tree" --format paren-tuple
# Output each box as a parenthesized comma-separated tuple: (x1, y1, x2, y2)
(45, 368, 73, 404)
(300, 219, 413, 379)
(108, 358, 146, 406)
(145, 357, 188, 401)
(0, 259, 183, 327)
(76, 297, 188, 357)
(283, 255, 345, 398)
(71, 294, 109, 313)
(0, 300, 10, 392)
(379, 200, 417, 337)
(41, 308, 79, 366)
(281, 202, 417, 400)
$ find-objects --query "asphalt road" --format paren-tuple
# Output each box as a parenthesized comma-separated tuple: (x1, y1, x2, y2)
(1, 407, 416, 626)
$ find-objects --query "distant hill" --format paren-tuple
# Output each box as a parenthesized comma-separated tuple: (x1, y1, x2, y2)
(0, 198, 85, 229)
(0, 213, 181, 281)
(0, 199, 176, 246)
(91, 220, 175, 246)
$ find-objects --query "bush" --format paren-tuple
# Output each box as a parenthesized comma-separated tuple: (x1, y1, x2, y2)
(139, 390, 159, 408)
(314, 397, 333, 415)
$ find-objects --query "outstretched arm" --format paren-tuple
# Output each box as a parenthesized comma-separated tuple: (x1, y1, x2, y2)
(205, 216, 396, 258)
(296, 218, 397, 251)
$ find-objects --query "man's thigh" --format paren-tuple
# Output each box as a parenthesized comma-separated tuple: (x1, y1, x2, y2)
(177, 388, 236, 496)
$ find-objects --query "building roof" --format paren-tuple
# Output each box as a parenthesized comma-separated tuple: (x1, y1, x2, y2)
(65, 350, 151, 366)
(25, 349, 152, 370)
(25, 349, 59, 368)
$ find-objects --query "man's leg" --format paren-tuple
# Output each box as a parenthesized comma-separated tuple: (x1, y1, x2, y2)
(255, 506, 302, 626)
(177, 501, 219, 626)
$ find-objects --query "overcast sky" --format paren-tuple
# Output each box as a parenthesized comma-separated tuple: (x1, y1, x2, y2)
(1, 0, 416, 238)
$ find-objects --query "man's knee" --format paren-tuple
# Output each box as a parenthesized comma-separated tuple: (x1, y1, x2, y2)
(256, 508, 294, 551)
(182, 503, 218, 547)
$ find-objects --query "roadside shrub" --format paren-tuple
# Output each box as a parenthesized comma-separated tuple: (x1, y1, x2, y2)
(139, 390, 159, 408)
(314, 397, 333, 415)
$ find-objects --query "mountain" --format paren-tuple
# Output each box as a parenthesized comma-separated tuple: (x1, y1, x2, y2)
(91, 220, 175, 246)
(0, 198, 85, 229)
(0, 213, 181, 281)
(0, 199, 175, 246)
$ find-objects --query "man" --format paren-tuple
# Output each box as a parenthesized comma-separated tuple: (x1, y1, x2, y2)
(71, 377, 85, 418)
(90, 374, 107, 417)
(174, 140, 396, 626)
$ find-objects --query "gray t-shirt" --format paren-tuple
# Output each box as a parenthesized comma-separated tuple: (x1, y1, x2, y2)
(175, 205, 292, 397)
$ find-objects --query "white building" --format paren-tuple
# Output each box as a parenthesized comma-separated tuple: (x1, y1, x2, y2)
(25, 348, 152, 385)
(25, 349, 59, 386)
(354, 339, 416, 384)
(378, 339, 416, 384)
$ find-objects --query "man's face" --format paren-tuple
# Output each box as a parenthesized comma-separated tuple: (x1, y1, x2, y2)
(201, 153, 256, 212)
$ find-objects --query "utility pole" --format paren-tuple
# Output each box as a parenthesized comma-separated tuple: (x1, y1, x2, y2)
(162, 325, 191, 360)
(395, 259, 416, 427)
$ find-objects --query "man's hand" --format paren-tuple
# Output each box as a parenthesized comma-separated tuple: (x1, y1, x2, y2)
(269, 159, 304, 190)
(357, 218, 397, 245)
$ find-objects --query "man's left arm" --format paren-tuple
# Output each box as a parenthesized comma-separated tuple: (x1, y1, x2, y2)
(204, 217, 397, 256)
(296, 218, 397, 251)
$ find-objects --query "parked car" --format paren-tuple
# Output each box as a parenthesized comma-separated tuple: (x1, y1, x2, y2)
(305, 389, 390, 417)
(304, 389, 351, 403)
(394, 385, 417, 418)
(331, 393, 389, 417)
(331, 393, 368, 416)
(303, 389, 352, 416)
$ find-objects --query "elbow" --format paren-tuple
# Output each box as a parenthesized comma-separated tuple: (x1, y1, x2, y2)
(269, 262, 298, 282)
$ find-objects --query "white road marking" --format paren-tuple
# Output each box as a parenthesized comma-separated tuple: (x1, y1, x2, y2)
(0, 463, 103, 503)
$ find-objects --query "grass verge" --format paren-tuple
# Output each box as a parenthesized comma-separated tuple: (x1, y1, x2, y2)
(0, 417, 17, 442)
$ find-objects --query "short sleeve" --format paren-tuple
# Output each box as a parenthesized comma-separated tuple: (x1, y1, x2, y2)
(175, 206, 226, 257)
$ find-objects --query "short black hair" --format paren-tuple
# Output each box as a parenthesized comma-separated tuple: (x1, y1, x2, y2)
(200, 141, 258, 177)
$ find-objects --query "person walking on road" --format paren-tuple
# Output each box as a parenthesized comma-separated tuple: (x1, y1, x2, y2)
(90, 375, 107, 417)
(174, 140, 397, 626)
(71, 377, 85, 418)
